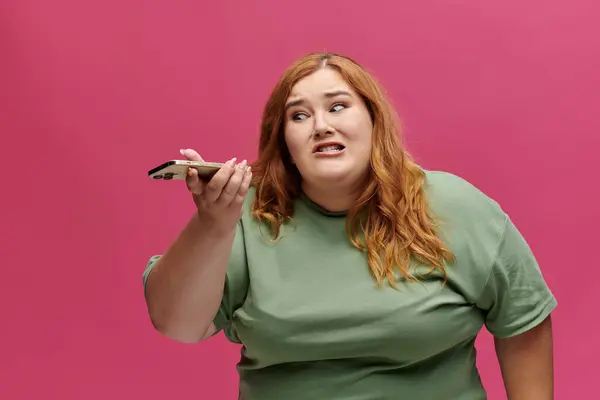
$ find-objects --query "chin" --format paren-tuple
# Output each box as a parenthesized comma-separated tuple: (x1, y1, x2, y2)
(309, 166, 359, 185)
(299, 159, 368, 185)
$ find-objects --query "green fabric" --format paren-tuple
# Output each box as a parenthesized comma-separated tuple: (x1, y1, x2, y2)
(143, 170, 557, 400)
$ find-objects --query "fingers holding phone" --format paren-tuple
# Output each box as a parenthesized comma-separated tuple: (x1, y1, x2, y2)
(185, 168, 204, 196)
(180, 148, 204, 162)
(181, 149, 206, 195)
(233, 163, 252, 210)
(218, 160, 250, 206)
(178, 149, 252, 232)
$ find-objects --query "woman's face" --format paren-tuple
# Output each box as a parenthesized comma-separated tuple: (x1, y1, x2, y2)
(283, 68, 373, 192)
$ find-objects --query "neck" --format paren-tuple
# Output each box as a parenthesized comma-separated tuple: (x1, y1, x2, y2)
(301, 181, 361, 213)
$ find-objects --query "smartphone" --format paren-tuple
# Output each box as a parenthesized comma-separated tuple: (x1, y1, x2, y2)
(148, 160, 223, 181)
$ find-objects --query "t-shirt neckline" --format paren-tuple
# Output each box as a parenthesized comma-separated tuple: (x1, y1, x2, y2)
(298, 192, 348, 218)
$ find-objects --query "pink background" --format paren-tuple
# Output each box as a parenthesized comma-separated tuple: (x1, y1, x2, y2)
(1, 0, 599, 398)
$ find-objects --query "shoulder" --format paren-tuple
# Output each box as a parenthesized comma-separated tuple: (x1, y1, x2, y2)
(422, 169, 507, 229)
(421, 170, 509, 292)
(423, 170, 502, 213)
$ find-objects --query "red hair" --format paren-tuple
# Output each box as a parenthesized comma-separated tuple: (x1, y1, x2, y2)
(251, 53, 455, 286)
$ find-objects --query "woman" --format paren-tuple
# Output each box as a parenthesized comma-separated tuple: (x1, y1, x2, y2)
(143, 53, 556, 399)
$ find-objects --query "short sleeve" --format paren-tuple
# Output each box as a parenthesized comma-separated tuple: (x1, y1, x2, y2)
(476, 215, 557, 338)
(142, 221, 249, 343)
(142, 255, 161, 294)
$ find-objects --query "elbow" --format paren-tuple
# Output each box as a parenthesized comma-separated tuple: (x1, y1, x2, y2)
(143, 288, 215, 344)
(162, 330, 204, 345)
(145, 302, 206, 344)
(148, 315, 205, 344)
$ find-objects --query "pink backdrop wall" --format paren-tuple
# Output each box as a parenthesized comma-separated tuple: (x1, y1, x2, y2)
(1, 0, 599, 398)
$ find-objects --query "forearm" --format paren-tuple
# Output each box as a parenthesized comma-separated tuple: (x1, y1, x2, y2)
(144, 213, 236, 343)
(495, 316, 554, 400)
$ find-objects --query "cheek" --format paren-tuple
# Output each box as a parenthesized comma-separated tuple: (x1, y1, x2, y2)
(358, 139, 372, 162)
(360, 115, 374, 151)
(347, 117, 373, 150)
(284, 130, 301, 163)
(350, 127, 373, 163)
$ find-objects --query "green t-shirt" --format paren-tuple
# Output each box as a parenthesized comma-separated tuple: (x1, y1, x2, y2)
(144, 170, 557, 400)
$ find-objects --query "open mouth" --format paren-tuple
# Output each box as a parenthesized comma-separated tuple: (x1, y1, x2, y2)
(313, 143, 346, 153)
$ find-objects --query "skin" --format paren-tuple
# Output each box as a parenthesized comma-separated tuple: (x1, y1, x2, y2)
(495, 316, 554, 399)
(144, 151, 251, 343)
(284, 68, 374, 212)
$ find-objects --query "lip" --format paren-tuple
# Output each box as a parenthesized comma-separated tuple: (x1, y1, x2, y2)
(312, 141, 346, 154)
(313, 148, 345, 158)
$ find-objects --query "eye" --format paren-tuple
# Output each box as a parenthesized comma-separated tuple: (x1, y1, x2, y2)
(330, 103, 346, 113)
(291, 112, 308, 121)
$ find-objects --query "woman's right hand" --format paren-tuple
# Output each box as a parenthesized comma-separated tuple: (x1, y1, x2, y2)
(180, 148, 252, 236)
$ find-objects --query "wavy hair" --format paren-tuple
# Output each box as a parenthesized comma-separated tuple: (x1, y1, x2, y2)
(251, 52, 455, 287)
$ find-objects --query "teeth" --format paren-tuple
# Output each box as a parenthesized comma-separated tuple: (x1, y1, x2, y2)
(318, 145, 343, 152)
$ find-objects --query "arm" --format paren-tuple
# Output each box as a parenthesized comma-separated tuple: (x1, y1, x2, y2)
(495, 316, 554, 400)
(473, 214, 557, 399)
(144, 153, 251, 344)
(144, 215, 235, 344)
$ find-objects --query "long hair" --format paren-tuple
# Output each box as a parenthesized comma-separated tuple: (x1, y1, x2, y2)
(251, 52, 455, 287)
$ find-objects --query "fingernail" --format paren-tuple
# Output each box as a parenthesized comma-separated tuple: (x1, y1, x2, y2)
(228, 158, 237, 167)
(238, 159, 247, 169)
(187, 168, 193, 176)
(180, 149, 186, 155)
(246, 166, 252, 173)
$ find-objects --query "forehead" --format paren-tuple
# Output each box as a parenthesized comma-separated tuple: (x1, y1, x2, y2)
(288, 68, 354, 99)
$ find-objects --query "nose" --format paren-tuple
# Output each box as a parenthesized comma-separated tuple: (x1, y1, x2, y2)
(313, 112, 333, 138)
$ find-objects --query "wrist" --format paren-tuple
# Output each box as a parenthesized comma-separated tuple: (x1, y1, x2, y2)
(188, 212, 237, 242)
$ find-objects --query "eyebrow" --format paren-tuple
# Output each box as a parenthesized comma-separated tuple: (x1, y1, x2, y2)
(284, 90, 352, 110)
